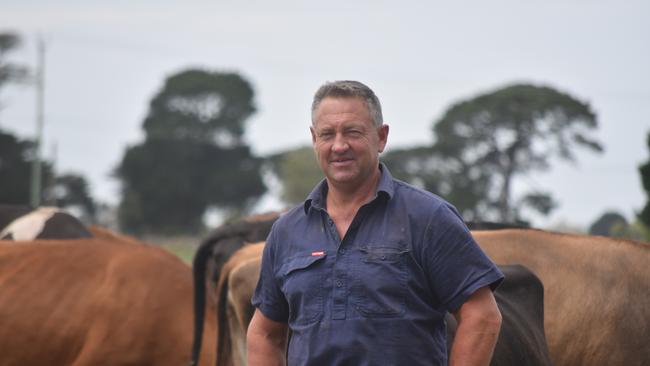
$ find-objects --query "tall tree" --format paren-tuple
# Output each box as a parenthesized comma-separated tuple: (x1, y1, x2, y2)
(589, 211, 627, 237)
(275, 146, 322, 205)
(639, 131, 650, 228)
(116, 69, 265, 235)
(429, 83, 603, 222)
(0, 129, 52, 205)
(44, 173, 97, 223)
(0, 32, 29, 111)
(0, 33, 94, 215)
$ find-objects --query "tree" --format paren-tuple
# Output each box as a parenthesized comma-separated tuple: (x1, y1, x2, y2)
(428, 83, 603, 222)
(0, 32, 29, 111)
(0, 33, 40, 205)
(639, 131, 650, 228)
(0, 128, 96, 220)
(0, 33, 94, 215)
(44, 173, 97, 223)
(274, 146, 322, 205)
(589, 211, 627, 237)
(116, 69, 265, 235)
(0, 129, 55, 205)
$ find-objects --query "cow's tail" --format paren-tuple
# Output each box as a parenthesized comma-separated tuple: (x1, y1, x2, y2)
(189, 236, 219, 366)
(215, 262, 233, 366)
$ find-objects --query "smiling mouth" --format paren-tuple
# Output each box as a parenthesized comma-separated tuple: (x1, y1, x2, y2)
(331, 157, 353, 163)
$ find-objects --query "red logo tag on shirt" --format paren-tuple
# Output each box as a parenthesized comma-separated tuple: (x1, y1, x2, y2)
(311, 251, 325, 257)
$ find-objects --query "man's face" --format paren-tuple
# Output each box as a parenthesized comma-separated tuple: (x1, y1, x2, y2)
(310, 97, 388, 189)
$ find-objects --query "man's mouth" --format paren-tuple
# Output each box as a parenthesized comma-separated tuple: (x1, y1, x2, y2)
(331, 157, 353, 164)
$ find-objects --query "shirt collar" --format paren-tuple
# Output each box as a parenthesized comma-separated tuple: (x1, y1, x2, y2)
(303, 162, 395, 214)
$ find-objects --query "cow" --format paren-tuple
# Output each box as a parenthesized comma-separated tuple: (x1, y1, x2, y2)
(215, 242, 265, 366)
(199, 211, 280, 280)
(474, 229, 650, 366)
(190, 212, 280, 366)
(191, 213, 650, 366)
(0, 235, 217, 366)
(211, 243, 552, 366)
(446, 265, 552, 366)
(0, 204, 92, 240)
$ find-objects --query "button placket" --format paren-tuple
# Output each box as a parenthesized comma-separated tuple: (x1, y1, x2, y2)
(332, 227, 349, 320)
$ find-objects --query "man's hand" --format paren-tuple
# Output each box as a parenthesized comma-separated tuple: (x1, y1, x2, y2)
(449, 286, 502, 366)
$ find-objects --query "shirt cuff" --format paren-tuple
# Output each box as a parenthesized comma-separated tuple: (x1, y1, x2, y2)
(445, 270, 504, 313)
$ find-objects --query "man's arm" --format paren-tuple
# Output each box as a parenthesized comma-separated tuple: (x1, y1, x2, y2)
(449, 286, 502, 366)
(247, 308, 289, 366)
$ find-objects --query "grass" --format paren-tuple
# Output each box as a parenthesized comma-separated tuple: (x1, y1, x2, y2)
(145, 235, 202, 265)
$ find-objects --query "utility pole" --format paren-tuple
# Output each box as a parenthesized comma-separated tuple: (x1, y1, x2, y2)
(30, 37, 45, 207)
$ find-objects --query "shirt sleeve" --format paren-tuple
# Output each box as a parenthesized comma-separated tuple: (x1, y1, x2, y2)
(421, 203, 504, 313)
(251, 225, 289, 323)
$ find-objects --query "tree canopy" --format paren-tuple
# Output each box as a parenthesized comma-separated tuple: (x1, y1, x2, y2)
(0, 128, 96, 221)
(0, 129, 52, 205)
(45, 173, 97, 223)
(275, 146, 322, 205)
(589, 211, 628, 237)
(425, 83, 603, 222)
(116, 69, 265, 235)
(0, 32, 29, 109)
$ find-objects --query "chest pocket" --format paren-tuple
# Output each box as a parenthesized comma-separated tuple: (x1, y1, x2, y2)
(353, 244, 409, 317)
(280, 253, 327, 325)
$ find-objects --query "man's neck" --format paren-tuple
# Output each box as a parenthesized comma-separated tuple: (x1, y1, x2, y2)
(326, 169, 381, 214)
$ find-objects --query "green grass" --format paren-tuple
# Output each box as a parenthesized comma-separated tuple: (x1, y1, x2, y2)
(146, 235, 202, 265)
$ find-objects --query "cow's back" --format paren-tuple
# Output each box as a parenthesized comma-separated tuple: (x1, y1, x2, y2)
(0, 205, 91, 241)
(473, 229, 650, 366)
(0, 238, 216, 366)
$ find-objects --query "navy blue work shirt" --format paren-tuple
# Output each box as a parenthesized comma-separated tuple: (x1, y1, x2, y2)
(251, 164, 504, 366)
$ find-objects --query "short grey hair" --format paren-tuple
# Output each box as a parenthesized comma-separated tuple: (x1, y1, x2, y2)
(311, 80, 383, 127)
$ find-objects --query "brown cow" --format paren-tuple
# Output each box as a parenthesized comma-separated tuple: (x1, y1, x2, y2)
(0, 236, 217, 366)
(215, 242, 265, 366)
(192, 212, 650, 366)
(190, 213, 280, 366)
(474, 229, 650, 366)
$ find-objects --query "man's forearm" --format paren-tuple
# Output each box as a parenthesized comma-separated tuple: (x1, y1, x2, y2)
(247, 331, 287, 366)
(449, 317, 501, 366)
(449, 287, 502, 366)
(247, 309, 288, 366)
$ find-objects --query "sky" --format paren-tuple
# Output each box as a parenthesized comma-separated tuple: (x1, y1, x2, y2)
(1, 0, 649, 229)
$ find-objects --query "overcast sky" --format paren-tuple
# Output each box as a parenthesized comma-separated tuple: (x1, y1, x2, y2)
(1, 0, 649, 229)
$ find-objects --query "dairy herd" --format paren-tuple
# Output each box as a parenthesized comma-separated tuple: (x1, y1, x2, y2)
(1, 206, 649, 365)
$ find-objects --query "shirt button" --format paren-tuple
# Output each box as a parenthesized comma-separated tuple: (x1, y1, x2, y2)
(381, 255, 386, 260)
(338, 248, 345, 255)
(336, 280, 343, 287)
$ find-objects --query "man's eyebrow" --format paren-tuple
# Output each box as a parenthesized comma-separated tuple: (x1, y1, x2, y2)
(345, 122, 369, 130)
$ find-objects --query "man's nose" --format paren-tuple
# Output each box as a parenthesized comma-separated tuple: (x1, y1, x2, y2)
(331, 133, 349, 153)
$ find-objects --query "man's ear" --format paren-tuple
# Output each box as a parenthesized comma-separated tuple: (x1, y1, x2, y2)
(310, 126, 316, 144)
(378, 124, 389, 153)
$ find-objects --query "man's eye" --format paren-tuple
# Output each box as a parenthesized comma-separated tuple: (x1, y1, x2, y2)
(319, 132, 334, 139)
(347, 130, 363, 137)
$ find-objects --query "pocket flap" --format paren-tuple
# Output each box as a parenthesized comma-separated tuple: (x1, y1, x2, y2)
(360, 246, 408, 262)
(282, 253, 327, 275)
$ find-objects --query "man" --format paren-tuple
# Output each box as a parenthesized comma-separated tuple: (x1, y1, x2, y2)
(247, 80, 503, 366)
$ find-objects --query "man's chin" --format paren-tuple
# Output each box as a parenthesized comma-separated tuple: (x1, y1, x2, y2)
(326, 171, 358, 185)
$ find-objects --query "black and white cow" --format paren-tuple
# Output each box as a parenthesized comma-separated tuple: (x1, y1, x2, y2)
(0, 204, 92, 240)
